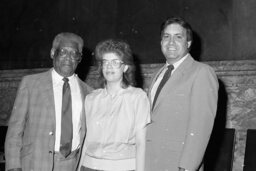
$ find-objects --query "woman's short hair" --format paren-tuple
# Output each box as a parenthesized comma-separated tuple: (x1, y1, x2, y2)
(95, 39, 136, 88)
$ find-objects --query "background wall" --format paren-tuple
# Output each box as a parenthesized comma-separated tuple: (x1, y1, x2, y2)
(1, 0, 256, 70)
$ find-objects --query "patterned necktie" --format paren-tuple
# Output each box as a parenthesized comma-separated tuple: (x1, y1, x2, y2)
(152, 65, 174, 109)
(60, 77, 73, 157)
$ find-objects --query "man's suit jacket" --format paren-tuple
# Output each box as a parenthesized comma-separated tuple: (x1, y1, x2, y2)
(145, 55, 219, 171)
(5, 69, 93, 171)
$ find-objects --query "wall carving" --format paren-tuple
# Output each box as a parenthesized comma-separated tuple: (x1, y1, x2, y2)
(0, 60, 256, 171)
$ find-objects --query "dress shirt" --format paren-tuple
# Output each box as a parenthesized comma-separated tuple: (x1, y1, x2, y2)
(52, 69, 82, 151)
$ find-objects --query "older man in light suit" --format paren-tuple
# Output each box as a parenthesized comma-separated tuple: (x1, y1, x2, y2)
(5, 32, 93, 171)
(145, 17, 219, 171)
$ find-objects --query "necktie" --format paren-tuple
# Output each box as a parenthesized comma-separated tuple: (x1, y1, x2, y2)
(60, 77, 73, 157)
(152, 65, 174, 109)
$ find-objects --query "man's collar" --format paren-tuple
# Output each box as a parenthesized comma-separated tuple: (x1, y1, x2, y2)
(166, 53, 189, 69)
(52, 68, 76, 82)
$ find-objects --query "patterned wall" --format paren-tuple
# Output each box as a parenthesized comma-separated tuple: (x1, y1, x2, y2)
(0, 60, 256, 171)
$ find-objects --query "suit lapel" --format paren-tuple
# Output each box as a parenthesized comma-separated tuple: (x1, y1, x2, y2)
(40, 70, 56, 131)
(76, 78, 87, 144)
(77, 78, 86, 101)
(153, 55, 195, 110)
(166, 55, 194, 90)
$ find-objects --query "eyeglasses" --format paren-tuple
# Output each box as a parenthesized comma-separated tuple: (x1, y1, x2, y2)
(101, 59, 124, 68)
(56, 48, 82, 62)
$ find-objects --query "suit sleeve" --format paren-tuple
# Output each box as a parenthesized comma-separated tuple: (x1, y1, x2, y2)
(5, 77, 29, 170)
(179, 66, 219, 170)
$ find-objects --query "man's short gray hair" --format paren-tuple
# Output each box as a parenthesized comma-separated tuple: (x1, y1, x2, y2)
(52, 32, 84, 53)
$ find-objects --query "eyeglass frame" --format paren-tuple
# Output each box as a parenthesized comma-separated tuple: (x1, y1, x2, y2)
(55, 48, 82, 62)
(101, 59, 125, 68)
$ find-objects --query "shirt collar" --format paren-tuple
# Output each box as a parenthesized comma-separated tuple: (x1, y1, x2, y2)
(166, 53, 189, 70)
(52, 68, 76, 85)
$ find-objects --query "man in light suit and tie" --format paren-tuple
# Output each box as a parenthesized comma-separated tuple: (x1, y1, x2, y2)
(5, 32, 93, 171)
(145, 17, 219, 171)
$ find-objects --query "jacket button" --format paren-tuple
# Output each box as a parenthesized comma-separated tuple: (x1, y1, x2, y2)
(49, 132, 53, 135)
(49, 151, 53, 154)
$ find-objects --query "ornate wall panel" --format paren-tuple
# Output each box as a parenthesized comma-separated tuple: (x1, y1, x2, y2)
(1, 60, 256, 171)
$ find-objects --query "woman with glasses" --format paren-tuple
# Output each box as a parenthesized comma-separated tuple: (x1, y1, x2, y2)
(79, 39, 150, 171)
